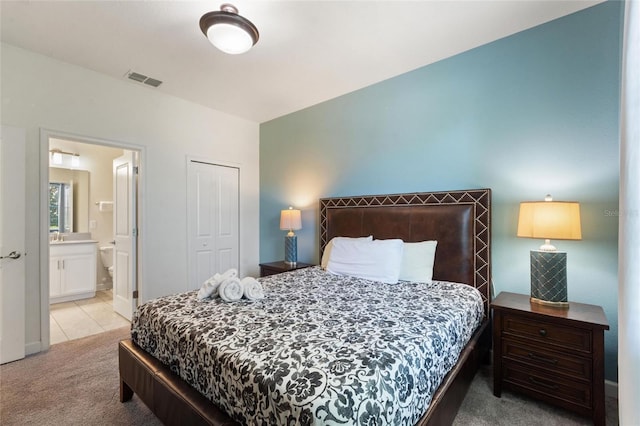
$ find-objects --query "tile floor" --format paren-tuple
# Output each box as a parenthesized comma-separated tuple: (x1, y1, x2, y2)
(49, 289, 130, 345)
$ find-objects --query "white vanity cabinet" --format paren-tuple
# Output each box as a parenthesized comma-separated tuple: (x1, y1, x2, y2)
(49, 241, 97, 303)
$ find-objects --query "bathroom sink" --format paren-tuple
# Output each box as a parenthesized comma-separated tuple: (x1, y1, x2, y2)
(50, 232, 95, 243)
(50, 239, 97, 245)
(59, 232, 92, 241)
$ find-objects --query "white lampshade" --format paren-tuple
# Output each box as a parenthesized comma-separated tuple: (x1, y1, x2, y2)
(51, 151, 63, 165)
(280, 208, 302, 232)
(517, 200, 582, 241)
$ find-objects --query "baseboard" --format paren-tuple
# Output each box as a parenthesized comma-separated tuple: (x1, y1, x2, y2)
(96, 283, 110, 291)
(605, 379, 618, 399)
(25, 340, 42, 356)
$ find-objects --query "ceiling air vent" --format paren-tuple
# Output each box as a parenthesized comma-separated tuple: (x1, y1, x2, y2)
(125, 70, 163, 88)
(143, 78, 162, 88)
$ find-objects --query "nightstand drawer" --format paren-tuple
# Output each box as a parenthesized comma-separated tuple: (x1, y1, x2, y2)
(502, 314, 592, 353)
(502, 338, 591, 380)
(260, 267, 281, 277)
(492, 292, 609, 426)
(503, 361, 592, 409)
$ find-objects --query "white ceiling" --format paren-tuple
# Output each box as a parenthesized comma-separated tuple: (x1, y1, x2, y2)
(1, 1, 601, 123)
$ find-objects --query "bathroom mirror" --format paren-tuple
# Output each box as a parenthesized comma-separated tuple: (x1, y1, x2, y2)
(49, 167, 90, 233)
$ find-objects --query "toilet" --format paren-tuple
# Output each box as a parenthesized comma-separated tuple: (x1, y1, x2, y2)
(99, 246, 114, 279)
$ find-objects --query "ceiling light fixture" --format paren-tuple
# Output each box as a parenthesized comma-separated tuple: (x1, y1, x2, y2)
(199, 3, 259, 55)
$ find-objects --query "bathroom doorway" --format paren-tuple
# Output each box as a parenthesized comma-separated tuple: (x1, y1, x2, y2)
(42, 131, 141, 346)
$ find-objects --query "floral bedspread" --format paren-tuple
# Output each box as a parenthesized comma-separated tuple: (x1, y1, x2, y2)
(131, 266, 484, 425)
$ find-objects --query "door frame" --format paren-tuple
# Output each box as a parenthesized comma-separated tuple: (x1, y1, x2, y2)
(39, 129, 145, 350)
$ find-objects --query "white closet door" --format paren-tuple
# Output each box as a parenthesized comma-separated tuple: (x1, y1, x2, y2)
(187, 161, 239, 291)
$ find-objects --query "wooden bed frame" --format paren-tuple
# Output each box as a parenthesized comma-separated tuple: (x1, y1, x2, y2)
(119, 188, 492, 425)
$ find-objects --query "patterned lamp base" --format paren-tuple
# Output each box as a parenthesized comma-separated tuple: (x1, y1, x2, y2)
(530, 250, 568, 307)
(284, 235, 297, 266)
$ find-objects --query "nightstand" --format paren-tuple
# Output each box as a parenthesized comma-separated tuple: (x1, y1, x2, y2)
(259, 261, 314, 277)
(492, 292, 609, 426)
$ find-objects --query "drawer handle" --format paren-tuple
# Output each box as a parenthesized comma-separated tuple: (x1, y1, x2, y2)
(528, 376, 558, 390)
(527, 352, 558, 365)
(538, 329, 547, 337)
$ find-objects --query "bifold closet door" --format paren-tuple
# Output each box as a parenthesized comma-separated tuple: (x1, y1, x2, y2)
(187, 161, 239, 291)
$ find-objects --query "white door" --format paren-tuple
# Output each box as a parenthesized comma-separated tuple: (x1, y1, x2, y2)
(113, 151, 137, 320)
(0, 126, 26, 364)
(187, 161, 239, 290)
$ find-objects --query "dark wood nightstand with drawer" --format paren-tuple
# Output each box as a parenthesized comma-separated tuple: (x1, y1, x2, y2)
(492, 292, 609, 426)
(259, 261, 314, 277)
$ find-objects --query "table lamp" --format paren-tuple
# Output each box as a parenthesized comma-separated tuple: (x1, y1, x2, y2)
(517, 195, 581, 307)
(280, 207, 302, 266)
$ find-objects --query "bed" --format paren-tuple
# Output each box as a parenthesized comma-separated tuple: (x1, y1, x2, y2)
(119, 188, 492, 425)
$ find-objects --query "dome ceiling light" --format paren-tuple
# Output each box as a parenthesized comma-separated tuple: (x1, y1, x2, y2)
(199, 3, 259, 55)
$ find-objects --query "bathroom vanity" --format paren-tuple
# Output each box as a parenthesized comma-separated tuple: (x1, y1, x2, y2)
(50, 240, 97, 304)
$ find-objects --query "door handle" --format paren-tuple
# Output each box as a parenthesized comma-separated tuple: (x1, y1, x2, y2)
(0, 251, 22, 260)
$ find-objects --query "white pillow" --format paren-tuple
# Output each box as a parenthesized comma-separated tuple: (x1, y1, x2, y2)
(321, 236, 372, 269)
(399, 240, 438, 283)
(327, 238, 404, 284)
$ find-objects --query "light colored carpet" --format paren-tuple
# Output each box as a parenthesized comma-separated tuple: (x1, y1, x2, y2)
(0, 327, 161, 426)
(0, 327, 618, 425)
(453, 364, 619, 426)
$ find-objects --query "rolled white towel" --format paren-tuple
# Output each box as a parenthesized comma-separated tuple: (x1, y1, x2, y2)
(196, 268, 238, 301)
(217, 268, 238, 283)
(196, 277, 219, 300)
(218, 277, 243, 302)
(241, 277, 265, 301)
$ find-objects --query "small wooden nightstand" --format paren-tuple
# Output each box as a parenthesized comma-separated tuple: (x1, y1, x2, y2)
(492, 292, 609, 426)
(259, 261, 314, 277)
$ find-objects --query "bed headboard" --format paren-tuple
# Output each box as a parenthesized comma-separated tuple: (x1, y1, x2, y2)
(319, 189, 491, 314)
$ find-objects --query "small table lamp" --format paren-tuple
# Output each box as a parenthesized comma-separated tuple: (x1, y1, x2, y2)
(517, 195, 581, 307)
(280, 207, 302, 265)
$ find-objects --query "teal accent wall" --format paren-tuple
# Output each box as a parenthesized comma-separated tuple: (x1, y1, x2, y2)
(260, 2, 622, 381)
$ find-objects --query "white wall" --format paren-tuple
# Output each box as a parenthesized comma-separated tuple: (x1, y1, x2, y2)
(0, 43, 260, 352)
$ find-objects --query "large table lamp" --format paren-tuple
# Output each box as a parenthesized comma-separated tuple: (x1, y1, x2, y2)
(280, 207, 302, 266)
(517, 195, 581, 307)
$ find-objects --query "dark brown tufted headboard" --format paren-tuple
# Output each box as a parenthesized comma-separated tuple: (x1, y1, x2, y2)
(319, 189, 491, 314)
